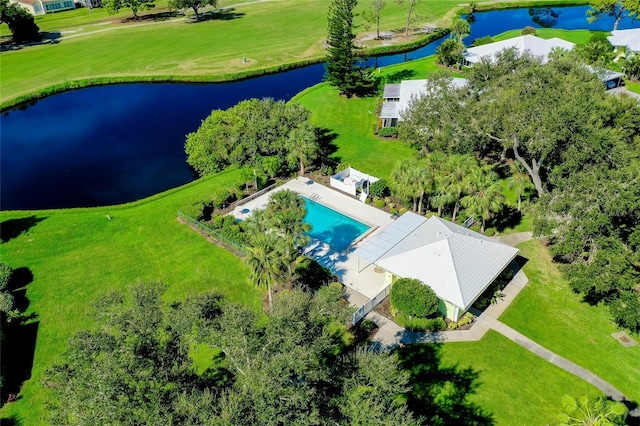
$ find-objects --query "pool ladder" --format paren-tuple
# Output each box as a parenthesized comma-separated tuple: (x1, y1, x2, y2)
(310, 192, 321, 201)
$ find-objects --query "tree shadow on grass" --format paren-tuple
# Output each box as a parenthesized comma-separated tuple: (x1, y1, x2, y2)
(385, 69, 418, 84)
(191, 8, 245, 22)
(0, 216, 46, 243)
(492, 205, 522, 233)
(1, 268, 38, 409)
(396, 344, 495, 426)
(121, 11, 180, 23)
(316, 127, 339, 160)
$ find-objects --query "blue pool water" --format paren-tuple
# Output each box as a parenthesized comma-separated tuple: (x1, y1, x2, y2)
(303, 198, 370, 253)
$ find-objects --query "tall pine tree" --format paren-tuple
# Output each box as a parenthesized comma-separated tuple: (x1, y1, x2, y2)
(325, 0, 374, 97)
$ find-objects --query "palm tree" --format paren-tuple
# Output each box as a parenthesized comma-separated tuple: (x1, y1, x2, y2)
(266, 190, 311, 273)
(442, 154, 478, 222)
(507, 161, 534, 212)
(286, 123, 319, 176)
(557, 394, 628, 426)
(244, 208, 272, 235)
(460, 167, 504, 233)
(245, 233, 289, 310)
(391, 159, 423, 212)
(431, 174, 456, 216)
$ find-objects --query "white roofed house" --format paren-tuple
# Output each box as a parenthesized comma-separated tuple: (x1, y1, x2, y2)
(607, 28, 640, 55)
(354, 212, 519, 321)
(379, 78, 468, 128)
(462, 34, 575, 66)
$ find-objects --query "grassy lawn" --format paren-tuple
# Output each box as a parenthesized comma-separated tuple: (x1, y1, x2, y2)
(1, 0, 583, 105)
(0, 169, 262, 424)
(494, 28, 595, 44)
(295, 82, 416, 179)
(500, 239, 640, 403)
(440, 331, 600, 425)
(626, 80, 640, 93)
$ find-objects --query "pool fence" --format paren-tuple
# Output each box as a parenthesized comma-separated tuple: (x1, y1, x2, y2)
(177, 210, 246, 256)
(352, 284, 391, 325)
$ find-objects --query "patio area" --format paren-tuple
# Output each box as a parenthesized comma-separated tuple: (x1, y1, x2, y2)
(230, 177, 396, 302)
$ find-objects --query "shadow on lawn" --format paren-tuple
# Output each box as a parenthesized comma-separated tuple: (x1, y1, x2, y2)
(396, 344, 495, 425)
(1, 267, 38, 409)
(316, 127, 339, 160)
(0, 216, 46, 243)
(191, 8, 245, 22)
(385, 69, 418, 84)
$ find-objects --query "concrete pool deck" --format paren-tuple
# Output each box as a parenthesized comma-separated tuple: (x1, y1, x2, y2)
(230, 177, 395, 301)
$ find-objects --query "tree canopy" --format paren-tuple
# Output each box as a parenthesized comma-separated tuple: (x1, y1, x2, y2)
(42, 282, 419, 425)
(103, 0, 156, 18)
(399, 53, 640, 331)
(0, 0, 40, 43)
(185, 98, 317, 176)
(587, 0, 640, 30)
(169, 0, 217, 20)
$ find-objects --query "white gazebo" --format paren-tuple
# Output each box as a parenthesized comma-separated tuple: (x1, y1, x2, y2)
(330, 167, 379, 200)
(354, 212, 519, 321)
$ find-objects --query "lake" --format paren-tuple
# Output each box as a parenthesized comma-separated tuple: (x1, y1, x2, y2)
(1, 5, 637, 210)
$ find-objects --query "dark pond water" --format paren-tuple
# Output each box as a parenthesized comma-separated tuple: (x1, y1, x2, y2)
(1, 5, 638, 210)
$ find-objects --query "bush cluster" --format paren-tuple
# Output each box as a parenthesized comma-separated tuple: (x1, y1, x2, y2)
(377, 127, 398, 138)
(210, 214, 249, 247)
(390, 278, 439, 318)
(394, 312, 446, 332)
(368, 179, 389, 199)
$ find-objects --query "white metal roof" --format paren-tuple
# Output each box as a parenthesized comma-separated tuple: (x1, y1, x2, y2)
(354, 213, 519, 310)
(379, 78, 467, 121)
(464, 35, 575, 65)
(607, 28, 640, 52)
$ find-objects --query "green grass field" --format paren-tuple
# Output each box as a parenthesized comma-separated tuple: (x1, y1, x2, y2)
(0, 0, 585, 106)
(500, 239, 640, 403)
(0, 169, 262, 424)
(440, 331, 600, 425)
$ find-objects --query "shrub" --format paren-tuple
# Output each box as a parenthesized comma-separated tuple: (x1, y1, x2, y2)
(622, 53, 640, 80)
(471, 35, 494, 47)
(609, 292, 640, 333)
(294, 257, 334, 291)
(521, 26, 536, 35)
(368, 179, 388, 198)
(394, 312, 446, 331)
(360, 319, 377, 334)
(447, 312, 474, 330)
(484, 227, 496, 236)
(390, 278, 439, 318)
(436, 38, 464, 67)
(374, 199, 386, 208)
(212, 189, 234, 209)
(377, 127, 398, 138)
(181, 199, 212, 221)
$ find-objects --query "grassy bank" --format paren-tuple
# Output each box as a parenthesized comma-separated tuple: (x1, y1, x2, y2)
(1, 0, 585, 107)
(0, 169, 262, 424)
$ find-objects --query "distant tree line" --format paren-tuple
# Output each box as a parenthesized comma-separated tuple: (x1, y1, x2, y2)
(399, 52, 640, 332)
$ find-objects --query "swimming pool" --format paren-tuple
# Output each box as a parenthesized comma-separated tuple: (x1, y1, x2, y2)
(303, 197, 370, 253)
